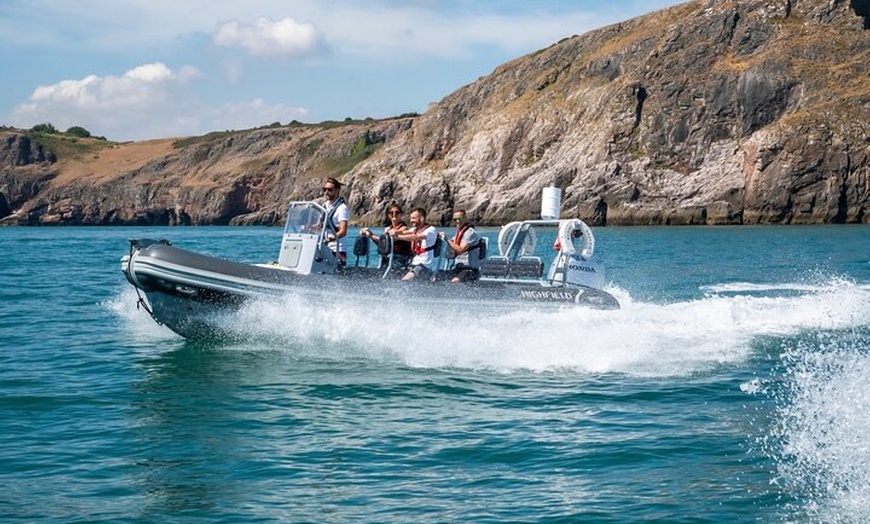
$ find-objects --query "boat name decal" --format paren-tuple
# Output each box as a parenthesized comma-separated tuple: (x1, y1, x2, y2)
(520, 290, 576, 300)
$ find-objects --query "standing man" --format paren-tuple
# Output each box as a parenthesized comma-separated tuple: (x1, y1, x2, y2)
(444, 209, 482, 282)
(322, 177, 349, 266)
(392, 208, 438, 281)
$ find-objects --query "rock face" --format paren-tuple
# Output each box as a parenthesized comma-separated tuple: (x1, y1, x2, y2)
(348, 0, 870, 226)
(0, 120, 413, 225)
(1, 0, 869, 227)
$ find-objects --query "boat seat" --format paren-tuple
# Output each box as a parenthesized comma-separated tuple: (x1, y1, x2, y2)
(480, 256, 543, 279)
(480, 257, 510, 277)
(509, 257, 544, 278)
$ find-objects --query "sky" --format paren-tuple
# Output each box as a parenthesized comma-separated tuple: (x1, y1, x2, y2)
(0, 0, 686, 142)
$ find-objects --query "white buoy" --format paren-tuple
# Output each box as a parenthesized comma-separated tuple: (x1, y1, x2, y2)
(540, 186, 561, 219)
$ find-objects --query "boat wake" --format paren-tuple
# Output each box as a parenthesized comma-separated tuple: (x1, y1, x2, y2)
(109, 277, 870, 520)
(701, 276, 870, 295)
(111, 277, 870, 376)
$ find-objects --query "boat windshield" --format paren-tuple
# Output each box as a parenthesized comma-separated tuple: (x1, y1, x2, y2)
(283, 202, 326, 236)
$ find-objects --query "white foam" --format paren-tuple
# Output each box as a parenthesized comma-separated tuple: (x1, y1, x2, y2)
(740, 378, 763, 395)
(108, 276, 870, 519)
(105, 287, 178, 342)
(702, 276, 864, 295)
(702, 282, 830, 293)
(198, 279, 870, 375)
(771, 336, 870, 522)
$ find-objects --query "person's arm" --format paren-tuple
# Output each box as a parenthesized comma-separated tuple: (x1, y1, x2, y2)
(394, 229, 426, 242)
(330, 204, 350, 240)
(336, 220, 348, 239)
(447, 230, 475, 254)
(447, 236, 470, 254)
(362, 227, 381, 242)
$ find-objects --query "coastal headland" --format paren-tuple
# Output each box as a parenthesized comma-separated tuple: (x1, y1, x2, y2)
(2, 0, 868, 226)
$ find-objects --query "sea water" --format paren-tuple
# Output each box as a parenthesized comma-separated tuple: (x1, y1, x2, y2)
(1, 225, 869, 523)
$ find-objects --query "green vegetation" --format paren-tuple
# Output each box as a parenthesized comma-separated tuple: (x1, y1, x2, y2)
(28, 122, 105, 141)
(173, 130, 240, 148)
(301, 138, 323, 158)
(170, 112, 421, 149)
(26, 122, 112, 160)
(31, 123, 58, 134)
(304, 113, 419, 130)
(65, 126, 92, 138)
(322, 133, 382, 177)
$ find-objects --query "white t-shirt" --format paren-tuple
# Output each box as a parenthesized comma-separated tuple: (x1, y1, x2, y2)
(454, 226, 481, 269)
(411, 225, 438, 270)
(327, 199, 350, 253)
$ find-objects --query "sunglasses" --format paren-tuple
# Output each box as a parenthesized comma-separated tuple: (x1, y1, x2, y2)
(452, 217, 464, 222)
(388, 211, 401, 216)
(322, 186, 336, 192)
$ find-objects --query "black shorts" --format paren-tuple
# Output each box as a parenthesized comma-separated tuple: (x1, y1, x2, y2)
(406, 265, 433, 280)
(382, 254, 412, 269)
(448, 265, 479, 282)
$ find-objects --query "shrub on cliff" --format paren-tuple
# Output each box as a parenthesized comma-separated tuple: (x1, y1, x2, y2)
(30, 123, 58, 134)
(65, 126, 92, 138)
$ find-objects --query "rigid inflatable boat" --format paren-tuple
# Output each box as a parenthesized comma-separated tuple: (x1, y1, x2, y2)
(121, 190, 619, 339)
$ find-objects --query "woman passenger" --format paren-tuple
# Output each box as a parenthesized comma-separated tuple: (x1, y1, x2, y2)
(360, 204, 413, 269)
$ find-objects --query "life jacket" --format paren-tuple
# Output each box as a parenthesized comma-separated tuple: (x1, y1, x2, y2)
(454, 224, 485, 259)
(391, 222, 413, 256)
(324, 197, 346, 234)
(453, 224, 471, 245)
(412, 225, 440, 256)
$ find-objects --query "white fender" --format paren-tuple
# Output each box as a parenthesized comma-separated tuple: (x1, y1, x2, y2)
(498, 221, 537, 257)
(558, 219, 595, 260)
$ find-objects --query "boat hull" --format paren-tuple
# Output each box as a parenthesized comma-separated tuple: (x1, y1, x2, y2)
(122, 239, 620, 339)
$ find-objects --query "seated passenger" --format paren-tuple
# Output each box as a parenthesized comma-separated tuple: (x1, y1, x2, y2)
(444, 209, 482, 283)
(360, 203, 412, 268)
(391, 207, 438, 281)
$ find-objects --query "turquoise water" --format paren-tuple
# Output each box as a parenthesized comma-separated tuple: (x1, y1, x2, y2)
(2, 225, 870, 522)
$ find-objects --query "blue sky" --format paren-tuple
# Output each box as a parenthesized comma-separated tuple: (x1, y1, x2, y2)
(0, 0, 685, 141)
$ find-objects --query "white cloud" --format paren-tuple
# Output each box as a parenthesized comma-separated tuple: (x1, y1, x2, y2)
(320, 7, 604, 60)
(1, 1, 674, 61)
(213, 17, 329, 58)
(8, 62, 304, 140)
(1, 1, 688, 140)
(124, 62, 173, 82)
(22, 62, 196, 113)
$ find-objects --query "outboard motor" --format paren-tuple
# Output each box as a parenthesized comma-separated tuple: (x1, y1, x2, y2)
(549, 254, 606, 289)
(547, 218, 606, 289)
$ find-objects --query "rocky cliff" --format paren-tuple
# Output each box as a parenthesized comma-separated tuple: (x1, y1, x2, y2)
(2, 0, 869, 227)
(0, 120, 413, 225)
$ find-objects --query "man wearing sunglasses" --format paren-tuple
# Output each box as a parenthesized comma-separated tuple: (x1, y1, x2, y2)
(444, 209, 482, 283)
(321, 177, 349, 266)
(392, 207, 438, 281)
